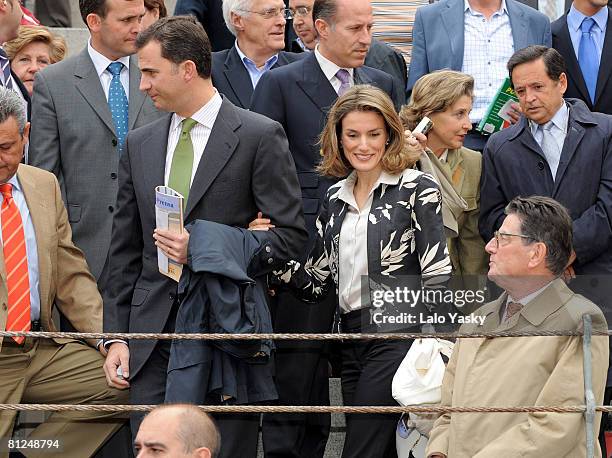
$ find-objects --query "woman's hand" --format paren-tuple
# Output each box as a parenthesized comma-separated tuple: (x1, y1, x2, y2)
(248, 211, 275, 231)
(404, 129, 427, 153)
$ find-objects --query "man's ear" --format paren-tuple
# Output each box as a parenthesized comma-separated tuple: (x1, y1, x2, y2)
(86, 13, 103, 32)
(314, 18, 329, 40)
(231, 11, 245, 33)
(22, 122, 30, 144)
(528, 241, 547, 270)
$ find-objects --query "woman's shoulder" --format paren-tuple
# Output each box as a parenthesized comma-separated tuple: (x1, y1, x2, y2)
(397, 167, 440, 189)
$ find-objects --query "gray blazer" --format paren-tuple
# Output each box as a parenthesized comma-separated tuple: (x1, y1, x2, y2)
(407, 0, 551, 92)
(29, 48, 163, 283)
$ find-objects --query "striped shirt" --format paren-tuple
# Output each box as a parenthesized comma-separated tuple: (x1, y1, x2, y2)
(164, 91, 223, 186)
(462, 0, 515, 123)
(372, 0, 431, 64)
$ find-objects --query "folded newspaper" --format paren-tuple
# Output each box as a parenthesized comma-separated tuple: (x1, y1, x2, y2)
(155, 186, 184, 282)
(477, 77, 519, 135)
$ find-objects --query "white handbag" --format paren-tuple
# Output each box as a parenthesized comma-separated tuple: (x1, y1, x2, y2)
(393, 338, 454, 458)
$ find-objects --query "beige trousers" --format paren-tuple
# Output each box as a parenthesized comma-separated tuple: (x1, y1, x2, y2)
(0, 338, 129, 458)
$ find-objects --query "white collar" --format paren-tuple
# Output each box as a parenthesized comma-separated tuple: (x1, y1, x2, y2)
(87, 39, 130, 79)
(314, 44, 354, 83)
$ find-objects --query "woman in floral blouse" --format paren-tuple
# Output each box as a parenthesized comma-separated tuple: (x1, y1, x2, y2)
(254, 85, 451, 457)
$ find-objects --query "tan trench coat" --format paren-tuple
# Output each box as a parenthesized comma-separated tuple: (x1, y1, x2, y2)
(426, 278, 609, 457)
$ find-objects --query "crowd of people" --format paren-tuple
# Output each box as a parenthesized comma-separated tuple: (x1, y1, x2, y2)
(0, 0, 609, 457)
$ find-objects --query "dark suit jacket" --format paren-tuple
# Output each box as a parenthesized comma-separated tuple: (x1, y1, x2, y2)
(211, 46, 304, 109)
(103, 97, 307, 377)
(174, 0, 234, 52)
(250, 51, 405, 244)
(10, 71, 30, 120)
(479, 98, 612, 275)
(552, 8, 612, 115)
(289, 39, 407, 93)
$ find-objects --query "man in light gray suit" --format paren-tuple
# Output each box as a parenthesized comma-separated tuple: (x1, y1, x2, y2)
(407, 0, 551, 151)
(28, 0, 163, 290)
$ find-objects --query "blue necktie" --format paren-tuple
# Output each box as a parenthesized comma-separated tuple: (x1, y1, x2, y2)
(578, 17, 598, 104)
(107, 62, 129, 154)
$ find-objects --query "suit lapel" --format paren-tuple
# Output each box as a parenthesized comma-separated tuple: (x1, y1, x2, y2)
(441, 0, 465, 71)
(184, 98, 240, 220)
(553, 116, 585, 196)
(73, 48, 116, 135)
(16, 166, 51, 324)
(223, 47, 254, 109)
(507, 1, 529, 51)
(141, 114, 172, 199)
(296, 53, 338, 114)
(556, 16, 592, 106)
(595, 10, 612, 105)
(128, 55, 146, 130)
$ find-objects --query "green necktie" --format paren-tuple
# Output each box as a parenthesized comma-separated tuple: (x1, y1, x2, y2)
(168, 118, 198, 205)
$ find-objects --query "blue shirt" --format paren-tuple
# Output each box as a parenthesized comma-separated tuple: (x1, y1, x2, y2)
(567, 4, 608, 65)
(234, 41, 279, 89)
(0, 174, 40, 321)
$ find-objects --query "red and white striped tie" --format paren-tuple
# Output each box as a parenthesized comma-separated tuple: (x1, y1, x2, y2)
(0, 184, 30, 344)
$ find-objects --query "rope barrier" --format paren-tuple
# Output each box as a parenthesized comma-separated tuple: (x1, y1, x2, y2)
(1, 329, 608, 340)
(1, 404, 611, 414)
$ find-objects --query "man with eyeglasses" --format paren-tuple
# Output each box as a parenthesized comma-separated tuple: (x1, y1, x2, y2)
(428, 195, 609, 458)
(210, 0, 303, 109)
(287, 0, 407, 88)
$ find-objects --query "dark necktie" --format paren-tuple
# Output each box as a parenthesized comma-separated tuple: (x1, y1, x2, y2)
(0, 48, 14, 90)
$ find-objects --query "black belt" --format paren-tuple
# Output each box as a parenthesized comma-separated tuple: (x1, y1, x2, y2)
(31, 320, 41, 331)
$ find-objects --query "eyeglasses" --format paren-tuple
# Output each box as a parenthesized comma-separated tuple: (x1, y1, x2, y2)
(238, 7, 292, 20)
(492, 230, 536, 248)
(288, 6, 312, 17)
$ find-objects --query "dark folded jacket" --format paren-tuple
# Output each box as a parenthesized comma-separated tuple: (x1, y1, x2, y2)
(165, 220, 277, 405)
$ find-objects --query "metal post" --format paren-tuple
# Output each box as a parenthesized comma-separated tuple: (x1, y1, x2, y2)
(583, 314, 595, 458)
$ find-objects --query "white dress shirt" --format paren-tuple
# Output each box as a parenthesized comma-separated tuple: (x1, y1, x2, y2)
(0, 174, 40, 321)
(462, 0, 515, 123)
(337, 171, 401, 313)
(314, 45, 355, 94)
(87, 40, 130, 100)
(164, 91, 223, 186)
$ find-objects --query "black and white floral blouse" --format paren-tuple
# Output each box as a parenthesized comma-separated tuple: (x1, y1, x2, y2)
(273, 168, 452, 316)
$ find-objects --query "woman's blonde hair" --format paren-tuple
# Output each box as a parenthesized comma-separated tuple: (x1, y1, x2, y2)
(318, 85, 418, 178)
(400, 70, 474, 130)
(4, 26, 67, 64)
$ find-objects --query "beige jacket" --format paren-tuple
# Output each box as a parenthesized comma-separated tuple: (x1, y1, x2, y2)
(427, 278, 609, 457)
(0, 165, 102, 349)
(420, 147, 488, 278)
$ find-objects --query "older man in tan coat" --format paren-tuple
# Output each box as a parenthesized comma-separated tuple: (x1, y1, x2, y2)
(427, 196, 609, 458)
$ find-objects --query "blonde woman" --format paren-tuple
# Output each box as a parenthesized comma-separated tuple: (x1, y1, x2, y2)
(401, 70, 488, 296)
(4, 26, 66, 96)
(254, 85, 451, 457)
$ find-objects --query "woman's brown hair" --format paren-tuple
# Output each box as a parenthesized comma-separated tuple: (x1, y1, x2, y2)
(318, 85, 418, 178)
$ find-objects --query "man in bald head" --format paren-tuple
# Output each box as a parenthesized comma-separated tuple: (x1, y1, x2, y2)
(135, 404, 221, 458)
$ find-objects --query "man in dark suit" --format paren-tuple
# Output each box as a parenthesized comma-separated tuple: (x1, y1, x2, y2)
(479, 45, 612, 277)
(174, 0, 234, 51)
(0, 0, 30, 118)
(552, 0, 612, 114)
(211, 0, 303, 109)
(288, 0, 407, 89)
(250, 0, 403, 456)
(102, 16, 307, 458)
